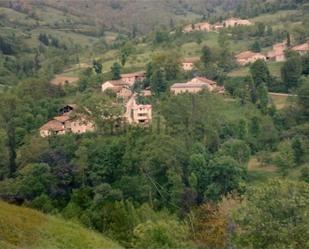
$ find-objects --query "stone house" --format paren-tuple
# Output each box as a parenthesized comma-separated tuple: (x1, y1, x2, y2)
(125, 94, 152, 125)
(40, 120, 66, 137)
(181, 57, 199, 71)
(235, 51, 266, 65)
(65, 117, 95, 134)
(223, 18, 252, 27)
(213, 22, 224, 30)
(101, 80, 133, 100)
(170, 77, 224, 95)
(39, 105, 94, 137)
(183, 22, 212, 33)
(292, 43, 309, 55)
(266, 42, 287, 62)
(120, 71, 145, 86)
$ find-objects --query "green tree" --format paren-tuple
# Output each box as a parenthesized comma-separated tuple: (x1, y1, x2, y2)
(133, 219, 195, 249)
(256, 83, 269, 114)
(249, 60, 270, 111)
(256, 22, 265, 36)
(119, 42, 135, 66)
(153, 30, 169, 44)
(286, 32, 291, 47)
(73, 145, 89, 186)
(250, 60, 271, 87)
(0, 95, 18, 176)
(218, 30, 229, 49)
(188, 153, 208, 200)
(234, 179, 309, 249)
(150, 67, 166, 95)
(204, 156, 246, 201)
(0, 129, 9, 178)
(111, 62, 121, 80)
(16, 136, 49, 167)
(301, 53, 309, 75)
(250, 40, 261, 52)
(30, 194, 54, 213)
(92, 59, 102, 74)
(201, 45, 212, 66)
(17, 163, 54, 200)
(79, 93, 123, 133)
(246, 76, 258, 104)
(275, 141, 295, 175)
(300, 166, 309, 183)
(297, 78, 309, 119)
(281, 55, 302, 90)
(291, 137, 305, 165)
(164, 55, 180, 81)
(219, 139, 251, 164)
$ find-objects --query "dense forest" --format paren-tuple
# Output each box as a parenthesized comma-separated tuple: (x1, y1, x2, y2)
(0, 1, 309, 249)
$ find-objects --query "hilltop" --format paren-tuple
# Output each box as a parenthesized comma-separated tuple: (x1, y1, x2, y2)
(0, 201, 122, 249)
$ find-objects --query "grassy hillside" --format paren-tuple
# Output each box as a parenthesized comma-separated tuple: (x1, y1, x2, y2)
(0, 201, 122, 249)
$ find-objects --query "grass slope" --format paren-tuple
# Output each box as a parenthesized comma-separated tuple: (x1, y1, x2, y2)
(0, 201, 122, 249)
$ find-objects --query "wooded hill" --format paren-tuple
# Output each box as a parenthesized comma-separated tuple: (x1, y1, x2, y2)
(0, 1, 308, 249)
(1, 0, 307, 35)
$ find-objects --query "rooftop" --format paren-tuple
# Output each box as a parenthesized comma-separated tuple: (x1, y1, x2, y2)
(103, 80, 128, 86)
(292, 43, 309, 52)
(40, 120, 64, 132)
(121, 71, 145, 78)
(54, 115, 71, 123)
(235, 51, 263, 60)
(190, 76, 217, 85)
(171, 82, 209, 88)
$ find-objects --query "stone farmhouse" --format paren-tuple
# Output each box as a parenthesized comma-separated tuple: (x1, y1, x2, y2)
(120, 71, 145, 86)
(101, 80, 133, 100)
(266, 42, 309, 62)
(223, 17, 252, 27)
(183, 22, 212, 33)
(170, 77, 224, 95)
(181, 57, 199, 71)
(39, 105, 94, 137)
(183, 18, 252, 33)
(124, 94, 152, 125)
(266, 42, 287, 62)
(212, 22, 224, 30)
(102, 77, 152, 125)
(292, 42, 309, 55)
(235, 51, 266, 65)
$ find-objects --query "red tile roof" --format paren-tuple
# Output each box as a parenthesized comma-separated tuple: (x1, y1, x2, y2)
(121, 71, 145, 78)
(190, 76, 217, 85)
(235, 51, 260, 60)
(40, 120, 64, 132)
(292, 43, 309, 52)
(54, 115, 71, 123)
(171, 82, 209, 88)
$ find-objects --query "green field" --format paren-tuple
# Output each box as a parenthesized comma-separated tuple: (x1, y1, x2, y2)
(0, 201, 122, 249)
(228, 61, 284, 77)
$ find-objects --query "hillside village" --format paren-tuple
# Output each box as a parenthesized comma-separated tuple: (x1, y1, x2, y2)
(183, 17, 253, 33)
(0, 1, 309, 249)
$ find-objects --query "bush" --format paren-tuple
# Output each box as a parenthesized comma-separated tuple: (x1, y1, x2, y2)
(300, 166, 309, 183)
(133, 219, 195, 249)
(29, 194, 54, 213)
